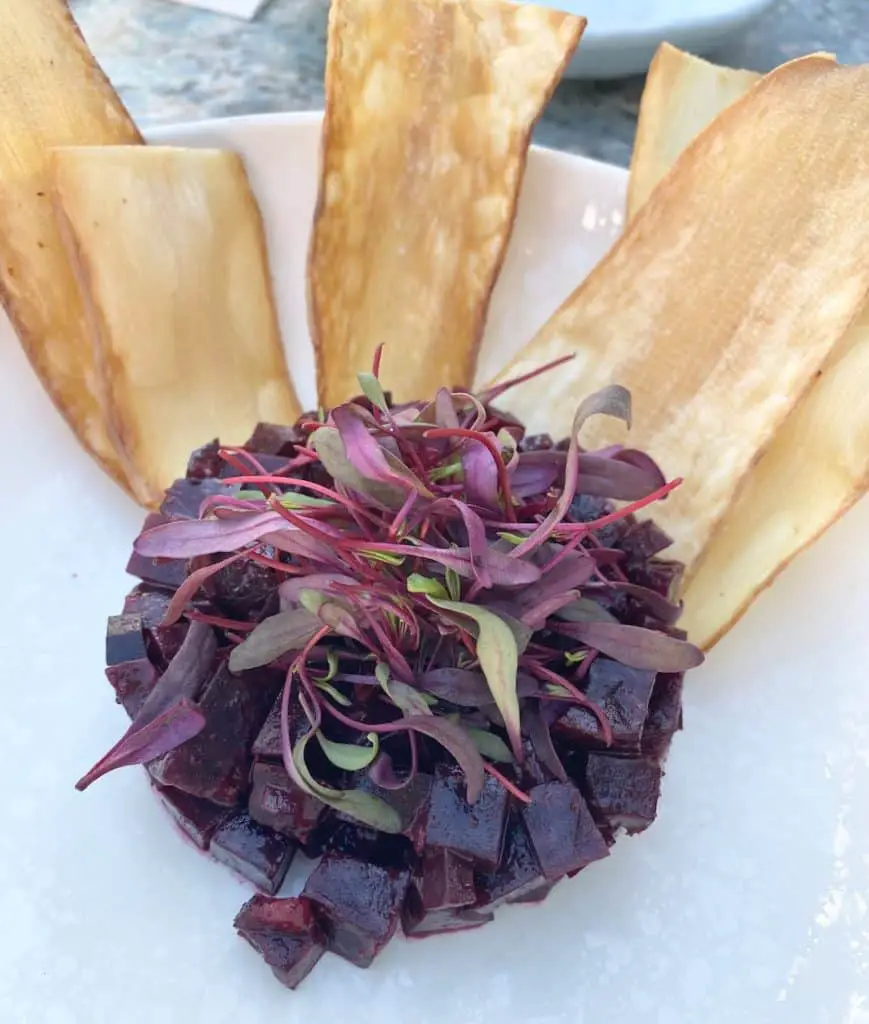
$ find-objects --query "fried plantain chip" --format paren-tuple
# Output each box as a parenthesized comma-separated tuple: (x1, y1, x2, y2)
(488, 56, 869, 570)
(0, 0, 142, 487)
(626, 48, 869, 648)
(627, 43, 760, 219)
(310, 0, 585, 407)
(52, 146, 301, 508)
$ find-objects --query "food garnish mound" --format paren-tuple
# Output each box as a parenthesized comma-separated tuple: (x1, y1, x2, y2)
(78, 365, 702, 989)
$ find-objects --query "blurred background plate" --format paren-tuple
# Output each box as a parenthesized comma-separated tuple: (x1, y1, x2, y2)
(520, 0, 777, 78)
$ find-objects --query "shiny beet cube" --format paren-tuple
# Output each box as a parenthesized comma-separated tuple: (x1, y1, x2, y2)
(335, 773, 432, 854)
(106, 614, 148, 666)
(522, 781, 609, 881)
(244, 422, 304, 455)
(642, 673, 684, 760)
(210, 813, 296, 894)
(120, 588, 188, 667)
(553, 657, 657, 754)
(156, 784, 232, 850)
(203, 556, 280, 619)
(234, 894, 326, 989)
(186, 440, 223, 479)
(160, 476, 229, 520)
(425, 769, 509, 871)
(303, 854, 410, 968)
(584, 754, 662, 835)
(475, 813, 547, 908)
(403, 847, 492, 938)
(252, 692, 314, 761)
(321, 820, 414, 872)
(105, 659, 157, 718)
(249, 761, 325, 843)
(148, 664, 281, 806)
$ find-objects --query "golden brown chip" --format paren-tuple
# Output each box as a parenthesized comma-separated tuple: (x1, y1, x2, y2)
(627, 43, 761, 218)
(310, 0, 585, 408)
(0, 0, 142, 487)
(488, 55, 869, 569)
(52, 146, 302, 508)
(624, 49, 869, 648)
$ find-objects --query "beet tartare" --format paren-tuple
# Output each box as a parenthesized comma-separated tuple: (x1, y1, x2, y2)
(77, 368, 702, 989)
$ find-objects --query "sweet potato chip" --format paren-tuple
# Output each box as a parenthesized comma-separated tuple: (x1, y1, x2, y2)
(52, 146, 301, 508)
(489, 55, 869, 570)
(627, 43, 760, 219)
(0, 0, 142, 487)
(625, 49, 869, 648)
(310, 0, 585, 407)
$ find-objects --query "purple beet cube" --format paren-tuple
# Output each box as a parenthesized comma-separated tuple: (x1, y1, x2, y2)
(160, 476, 230, 520)
(522, 781, 609, 881)
(120, 587, 189, 667)
(106, 614, 148, 666)
(234, 894, 326, 990)
(642, 673, 684, 760)
(148, 664, 282, 806)
(244, 422, 305, 456)
(105, 659, 157, 718)
(186, 440, 224, 479)
(475, 813, 546, 908)
(321, 820, 414, 871)
(335, 773, 433, 854)
(425, 769, 509, 871)
(303, 853, 410, 968)
(253, 692, 312, 761)
(249, 761, 325, 843)
(584, 754, 662, 835)
(553, 657, 657, 754)
(203, 556, 281, 619)
(211, 813, 296, 894)
(156, 784, 233, 850)
(403, 848, 491, 938)
(126, 513, 187, 589)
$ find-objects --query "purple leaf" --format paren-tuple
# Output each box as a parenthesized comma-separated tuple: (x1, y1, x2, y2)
(160, 552, 247, 626)
(229, 609, 322, 672)
(462, 437, 501, 509)
(76, 699, 205, 791)
(359, 543, 540, 586)
(576, 454, 667, 501)
(428, 499, 493, 588)
(134, 622, 217, 727)
(420, 668, 538, 707)
(434, 387, 460, 428)
(520, 591, 581, 630)
(560, 621, 704, 672)
(524, 703, 567, 782)
(332, 407, 432, 498)
(262, 530, 338, 565)
(400, 714, 486, 803)
(584, 581, 682, 625)
(135, 511, 286, 559)
(279, 574, 357, 609)
(510, 458, 561, 498)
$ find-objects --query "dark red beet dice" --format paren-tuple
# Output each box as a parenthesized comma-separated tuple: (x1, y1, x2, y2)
(121, 587, 189, 667)
(475, 813, 547, 908)
(186, 440, 224, 479)
(126, 513, 187, 589)
(106, 614, 148, 666)
(244, 422, 304, 455)
(584, 754, 662, 835)
(253, 692, 313, 761)
(321, 820, 414, 871)
(303, 854, 409, 968)
(249, 761, 325, 843)
(105, 659, 157, 718)
(234, 894, 326, 990)
(203, 555, 281, 619)
(156, 784, 232, 850)
(210, 813, 296, 894)
(335, 773, 432, 854)
(403, 848, 492, 938)
(148, 664, 281, 806)
(425, 769, 509, 871)
(160, 476, 229, 520)
(642, 673, 684, 760)
(553, 658, 657, 754)
(522, 781, 609, 881)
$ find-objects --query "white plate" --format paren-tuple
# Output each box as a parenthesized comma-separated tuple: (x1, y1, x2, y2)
(2, 112, 868, 1024)
(519, 0, 776, 79)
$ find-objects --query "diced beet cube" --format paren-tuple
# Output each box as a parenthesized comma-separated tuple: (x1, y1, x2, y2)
(629, 559, 684, 601)
(620, 519, 673, 561)
(118, 588, 190, 669)
(335, 773, 432, 854)
(105, 659, 157, 718)
(425, 769, 509, 871)
(475, 813, 546, 908)
(126, 513, 186, 588)
(106, 614, 148, 666)
(321, 820, 415, 871)
(522, 781, 609, 881)
(584, 754, 662, 835)
(203, 556, 281, 619)
(211, 813, 296, 894)
(186, 440, 223, 480)
(402, 847, 491, 938)
(553, 657, 657, 754)
(160, 476, 229, 520)
(234, 894, 326, 990)
(253, 692, 312, 761)
(156, 784, 233, 850)
(642, 673, 684, 760)
(249, 761, 325, 843)
(303, 854, 409, 968)
(148, 664, 281, 806)
(403, 901, 492, 938)
(244, 422, 304, 456)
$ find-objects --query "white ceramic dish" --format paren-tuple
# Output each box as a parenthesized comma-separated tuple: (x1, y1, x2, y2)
(3, 112, 868, 1024)
(519, 0, 776, 79)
